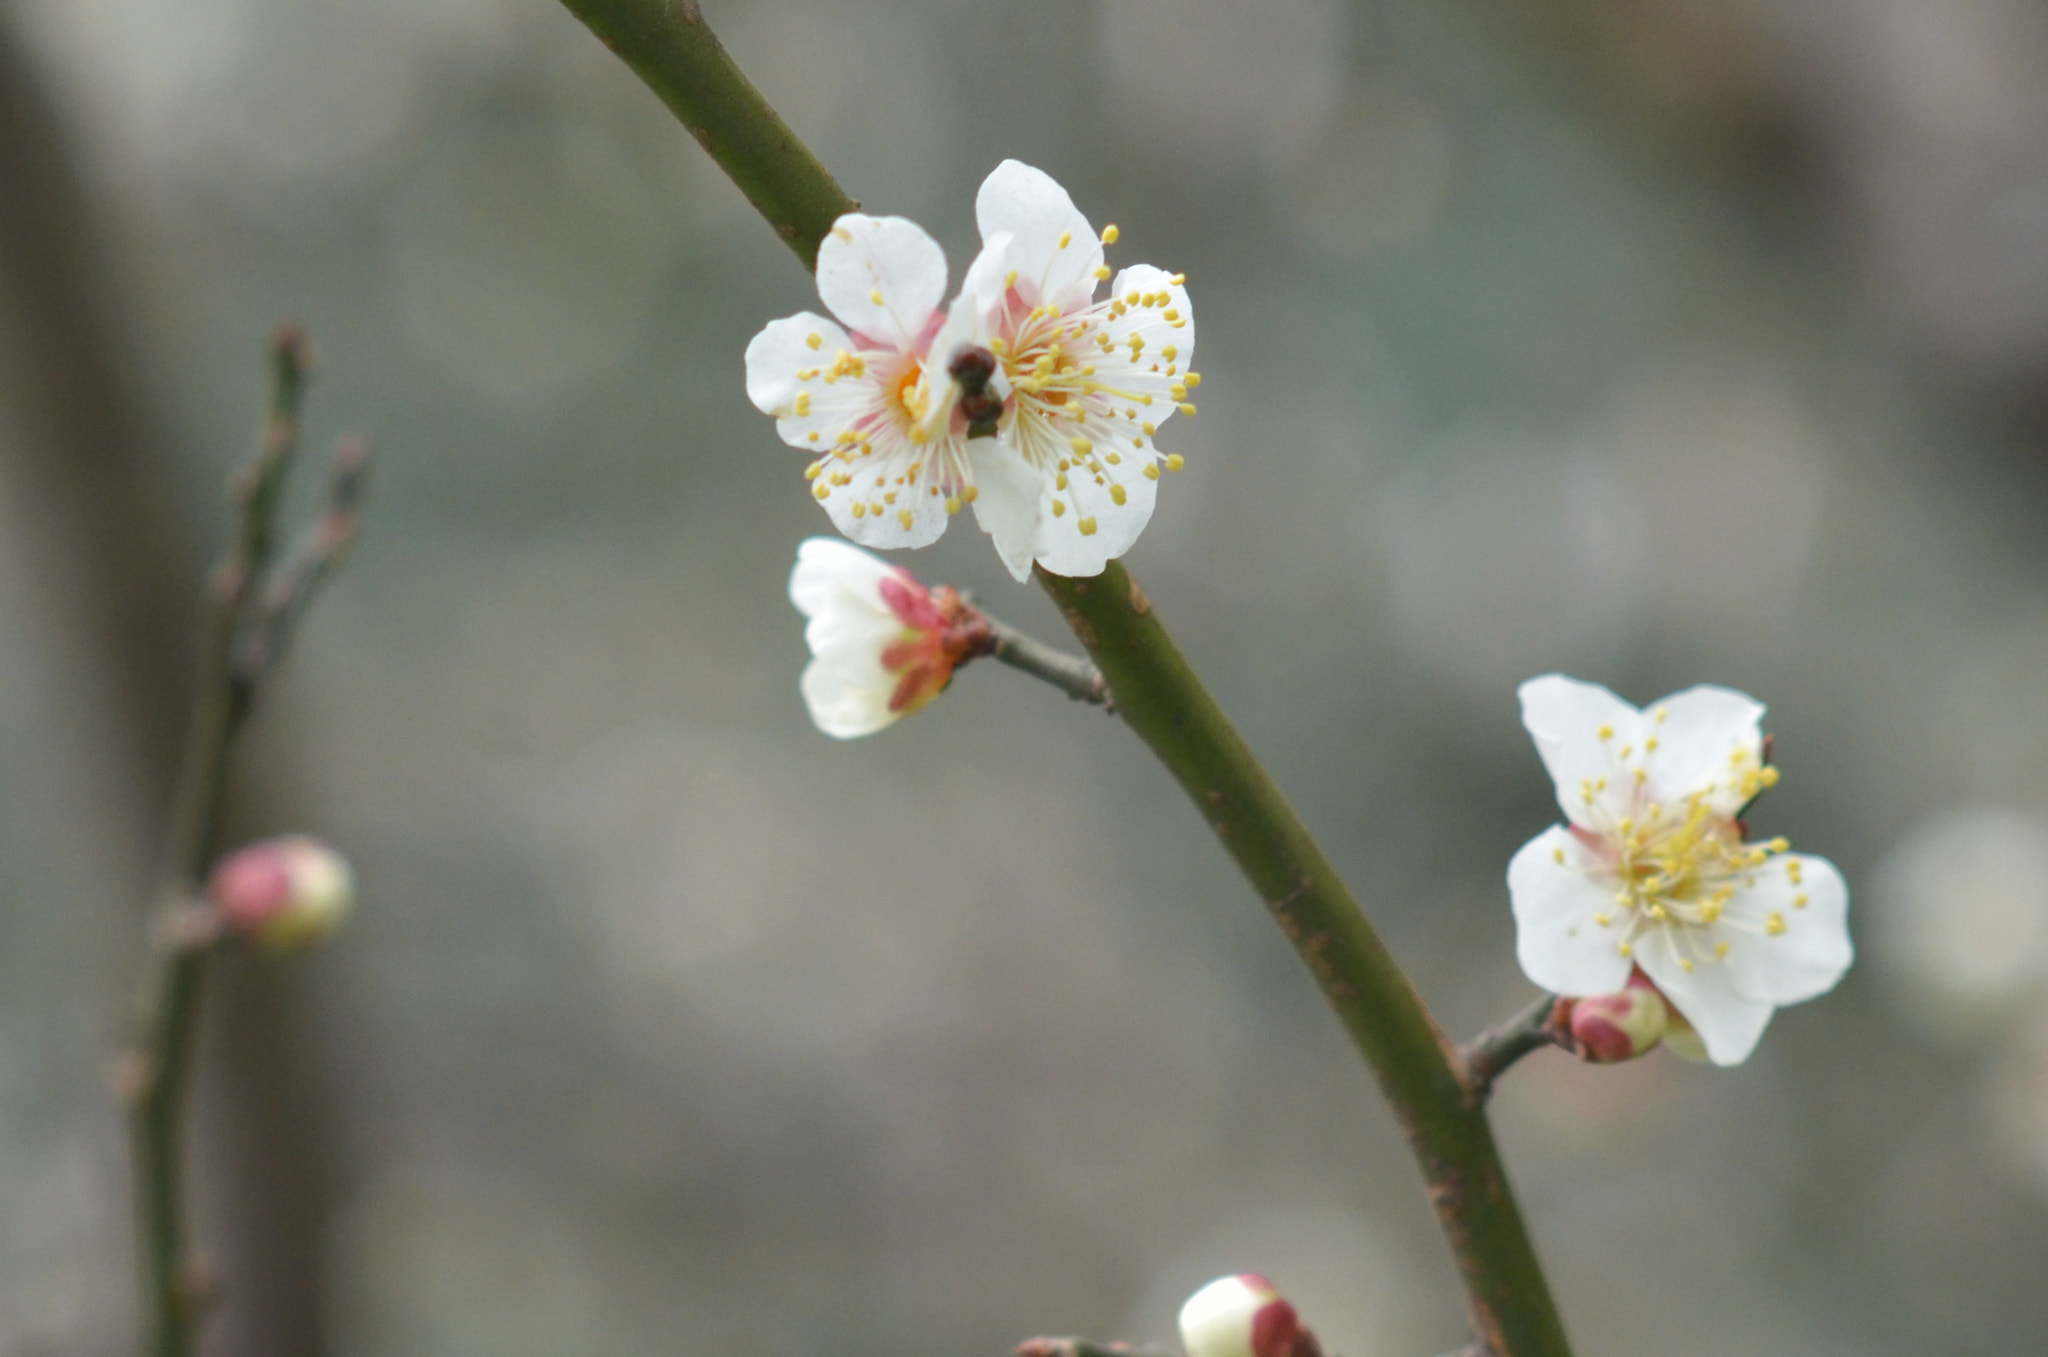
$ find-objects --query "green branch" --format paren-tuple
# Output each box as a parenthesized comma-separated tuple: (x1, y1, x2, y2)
(554, 0, 855, 262)
(1037, 566, 1568, 1357)
(557, 3, 1571, 1352)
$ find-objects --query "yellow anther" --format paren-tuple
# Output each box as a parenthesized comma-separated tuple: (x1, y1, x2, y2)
(898, 509, 913, 529)
(1140, 421, 1157, 436)
(1110, 483, 1127, 506)
(804, 462, 823, 480)
(831, 225, 852, 241)
(1654, 706, 1668, 723)
(1092, 266, 1111, 280)
(793, 392, 811, 416)
(806, 333, 823, 350)
(1618, 942, 1633, 957)
(1163, 308, 1180, 321)
(1634, 768, 1648, 784)
(1768, 837, 1790, 853)
(1760, 766, 1781, 788)
(946, 496, 961, 514)
(962, 485, 979, 503)
(869, 288, 884, 305)
(1078, 516, 1098, 535)
(1056, 473, 1069, 490)
(1179, 402, 1197, 416)
(1071, 436, 1093, 454)
(1170, 384, 1188, 400)
(1553, 847, 1565, 864)
(1058, 231, 1072, 249)
(807, 432, 819, 442)
(1184, 372, 1201, 388)
(1101, 224, 1120, 244)
(1005, 270, 1018, 288)
(1715, 941, 1730, 958)
(1594, 912, 1610, 926)
(851, 502, 866, 518)
(1680, 958, 1694, 972)
(1599, 725, 1615, 741)
(1052, 500, 1066, 518)
(1168, 272, 1186, 285)
(1106, 452, 1122, 465)
(1793, 893, 1809, 909)
(1165, 454, 1185, 471)
(1645, 737, 1660, 752)
(1766, 912, 1787, 936)
(1143, 463, 1160, 480)
(813, 484, 829, 500)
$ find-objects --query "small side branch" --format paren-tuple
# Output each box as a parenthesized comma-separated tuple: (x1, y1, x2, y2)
(1017, 1340, 1177, 1357)
(965, 611, 1112, 709)
(1460, 994, 1565, 1102)
(125, 325, 366, 1357)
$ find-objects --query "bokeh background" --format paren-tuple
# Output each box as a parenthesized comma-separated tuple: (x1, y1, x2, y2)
(6, 0, 2048, 1354)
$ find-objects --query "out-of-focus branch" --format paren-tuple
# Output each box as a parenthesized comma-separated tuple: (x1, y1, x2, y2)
(1017, 1339, 1178, 1357)
(1460, 994, 1566, 1102)
(124, 328, 368, 1357)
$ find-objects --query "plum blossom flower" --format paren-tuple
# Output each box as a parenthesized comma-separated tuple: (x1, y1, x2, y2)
(930, 159, 1198, 580)
(747, 214, 1021, 551)
(788, 537, 980, 738)
(1178, 1275, 1324, 1357)
(1506, 674, 1852, 1066)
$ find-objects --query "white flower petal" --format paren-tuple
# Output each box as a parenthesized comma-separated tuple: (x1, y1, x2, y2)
(1634, 939, 1776, 1065)
(1507, 826, 1635, 996)
(745, 313, 869, 449)
(966, 436, 1043, 582)
(1517, 675, 1642, 825)
(1101, 263, 1195, 408)
(1720, 853, 1853, 1006)
(789, 536, 895, 617)
(799, 659, 897, 739)
(975, 160, 1103, 312)
(816, 214, 948, 351)
(1029, 440, 1158, 577)
(1643, 684, 1766, 814)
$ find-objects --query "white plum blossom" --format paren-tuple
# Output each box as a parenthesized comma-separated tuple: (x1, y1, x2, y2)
(929, 159, 1198, 580)
(747, 214, 1012, 550)
(787, 537, 975, 738)
(1506, 674, 1853, 1066)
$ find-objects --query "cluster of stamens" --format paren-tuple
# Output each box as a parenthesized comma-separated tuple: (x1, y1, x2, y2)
(1559, 707, 1805, 972)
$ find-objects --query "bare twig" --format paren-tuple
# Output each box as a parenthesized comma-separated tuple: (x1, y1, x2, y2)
(126, 326, 364, 1357)
(958, 609, 1112, 709)
(1460, 994, 1566, 1103)
(1017, 1340, 1178, 1357)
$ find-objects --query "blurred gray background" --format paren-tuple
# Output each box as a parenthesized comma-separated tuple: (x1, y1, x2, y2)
(5, 0, 2048, 1354)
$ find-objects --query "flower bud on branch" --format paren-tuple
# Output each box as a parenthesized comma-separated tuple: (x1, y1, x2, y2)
(208, 835, 354, 952)
(1178, 1275, 1324, 1357)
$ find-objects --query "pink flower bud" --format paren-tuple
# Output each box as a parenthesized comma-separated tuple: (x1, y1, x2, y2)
(1178, 1274, 1323, 1357)
(1567, 972, 1669, 1062)
(208, 835, 353, 952)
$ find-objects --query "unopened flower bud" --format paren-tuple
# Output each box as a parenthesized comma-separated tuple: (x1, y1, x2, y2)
(1178, 1274, 1323, 1357)
(208, 835, 353, 951)
(1567, 972, 1668, 1063)
(788, 537, 984, 738)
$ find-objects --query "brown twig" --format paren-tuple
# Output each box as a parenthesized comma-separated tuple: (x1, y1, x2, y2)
(1459, 994, 1566, 1103)
(125, 326, 367, 1357)
(1017, 1340, 1178, 1357)
(957, 607, 1113, 709)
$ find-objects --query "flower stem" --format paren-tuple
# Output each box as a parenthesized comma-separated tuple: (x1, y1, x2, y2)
(964, 610, 1112, 708)
(125, 327, 366, 1357)
(551, 3, 1572, 1351)
(1461, 994, 1565, 1102)
(1036, 564, 1571, 1357)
